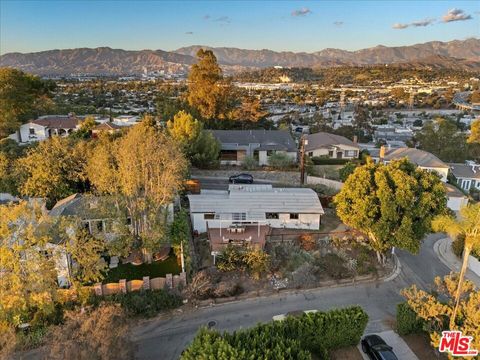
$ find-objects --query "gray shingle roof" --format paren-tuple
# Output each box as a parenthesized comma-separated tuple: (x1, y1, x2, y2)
(449, 163, 480, 179)
(383, 148, 448, 169)
(305, 132, 358, 151)
(210, 130, 297, 152)
(49, 194, 115, 219)
(188, 185, 324, 216)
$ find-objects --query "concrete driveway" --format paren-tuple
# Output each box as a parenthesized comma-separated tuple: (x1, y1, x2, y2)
(358, 330, 418, 360)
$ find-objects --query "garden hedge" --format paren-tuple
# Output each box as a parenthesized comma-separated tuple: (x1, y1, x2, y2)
(181, 306, 368, 360)
(396, 302, 424, 336)
(310, 157, 351, 165)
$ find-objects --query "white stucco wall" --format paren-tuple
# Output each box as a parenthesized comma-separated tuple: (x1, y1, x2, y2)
(191, 212, 321, 233)
(420, 166, 449, 183)
(307, 145, 359, 159)
(18, 123, 49, 143)
(446, 196, 469, 212)
(468, 255, 480, 277)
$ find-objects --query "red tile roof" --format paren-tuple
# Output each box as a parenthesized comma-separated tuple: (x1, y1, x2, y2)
(31, 116, 80, 129)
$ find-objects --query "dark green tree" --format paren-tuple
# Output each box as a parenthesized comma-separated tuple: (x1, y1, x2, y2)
(334, 158, 447, 264)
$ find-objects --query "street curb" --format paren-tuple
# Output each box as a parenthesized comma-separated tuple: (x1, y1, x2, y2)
(433, 237, 460, 272)
(194, 255, 401, 310)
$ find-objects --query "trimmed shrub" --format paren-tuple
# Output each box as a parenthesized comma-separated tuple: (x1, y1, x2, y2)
(242, 155, 258, 170)
(451, 235, 465, 258)
(396, 302, 424, 335)
(268, 152, 295, 169)
(311, 157, 350, 165)
(181, 306, 368, 359)
(99, 289, 182, 318)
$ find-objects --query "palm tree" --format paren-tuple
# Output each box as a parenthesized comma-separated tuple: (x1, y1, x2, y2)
(432, 203, 480, 329)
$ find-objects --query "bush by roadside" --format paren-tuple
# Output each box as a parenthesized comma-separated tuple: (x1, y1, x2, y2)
(396, 302, 424, 336)
(181, 306, 369, 360)
(90, 289, 183, 318)
(311, 157, 351, 165)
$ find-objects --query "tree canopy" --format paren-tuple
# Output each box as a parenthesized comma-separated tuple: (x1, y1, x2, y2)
(0, 68, 54, 138)
(16, 136, 89, 208)
(414, 118, 468, 162)
(334, 158, 447, 262)
(187, 49, 236, 120)
(87, 121, 187, 253)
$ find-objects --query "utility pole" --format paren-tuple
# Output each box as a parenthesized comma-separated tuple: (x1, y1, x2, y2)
(300, 136, 308, 185)
(180, 241, 185, 273)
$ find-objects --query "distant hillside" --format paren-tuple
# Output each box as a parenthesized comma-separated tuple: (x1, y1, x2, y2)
(1, 39, 479, 75)
(0, 47, 195, 75)
(175, 39, 480, 68)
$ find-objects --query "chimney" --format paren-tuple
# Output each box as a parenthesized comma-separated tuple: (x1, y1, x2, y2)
(379, 145, 386, 162)
(353, 135, 358, 144)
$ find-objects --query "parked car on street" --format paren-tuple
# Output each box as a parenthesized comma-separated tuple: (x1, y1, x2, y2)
(228, 173, 254, 184)
(361, 335, 398, 360)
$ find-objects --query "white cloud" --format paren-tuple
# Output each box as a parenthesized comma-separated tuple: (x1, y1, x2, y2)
(442, 8, 472, 22)
(392, 17, 436, 29)
(392, 23, 409, 29)
(411, 18, 435, 27)
(291, 8, 312, 17)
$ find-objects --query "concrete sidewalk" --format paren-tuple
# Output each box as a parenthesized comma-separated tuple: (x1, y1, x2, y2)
(358, 330, 419, 360)
(433, 237, 480, 287)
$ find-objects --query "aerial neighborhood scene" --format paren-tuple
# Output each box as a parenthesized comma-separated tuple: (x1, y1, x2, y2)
(1, 1, 480, 359)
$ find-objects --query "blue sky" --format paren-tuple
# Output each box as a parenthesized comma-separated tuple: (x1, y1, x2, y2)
(0, 0, 478, 54)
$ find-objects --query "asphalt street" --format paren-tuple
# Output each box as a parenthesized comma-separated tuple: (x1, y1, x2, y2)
(132, 233, 450, 360)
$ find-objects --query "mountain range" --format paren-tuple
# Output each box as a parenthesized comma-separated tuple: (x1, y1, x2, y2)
(1, 38, 479, 75)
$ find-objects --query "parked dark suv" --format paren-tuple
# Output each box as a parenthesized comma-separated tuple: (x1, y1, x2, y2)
(228, 173, 254, 184)
(361, 335, 398, 360)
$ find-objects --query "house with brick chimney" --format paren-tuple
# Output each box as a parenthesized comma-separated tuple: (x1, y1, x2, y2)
(373, 146, 449, 182)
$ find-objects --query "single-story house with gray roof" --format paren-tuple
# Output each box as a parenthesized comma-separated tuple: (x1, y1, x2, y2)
(210, 130, 297, 166)
(188, 184, 324, 255)
(449, 161, 480, 191)
(372, 146, 449, 182)
(305, 132, 359, 159)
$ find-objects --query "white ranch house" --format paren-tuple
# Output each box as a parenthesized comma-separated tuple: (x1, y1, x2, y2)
(9, 115, 82, 144)
(188, 184, 324, 234)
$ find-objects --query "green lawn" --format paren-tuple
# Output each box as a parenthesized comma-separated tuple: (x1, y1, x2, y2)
(103, 255, 181, 283)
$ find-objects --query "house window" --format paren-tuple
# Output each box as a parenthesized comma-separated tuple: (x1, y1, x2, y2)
(96, 221, 104, 232)
(289, 213, 299, 220)
(266, 213, 279, 219)
(220, 150, 237, 161)
(461, 179, 471, 190)
(29, 128, 35, 135)
(126, 217, 132, 226)
(204, 213, 215, 220)
(232, 213, 246, 221)
(266, 150, 275, 156)
(328, 150, 334, 157)
(308, 152, 313, 157)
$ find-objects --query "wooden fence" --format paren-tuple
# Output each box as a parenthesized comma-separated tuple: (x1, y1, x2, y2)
(93, 272, 187, 296)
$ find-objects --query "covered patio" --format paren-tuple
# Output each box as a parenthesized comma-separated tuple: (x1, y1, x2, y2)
(208, 224, 271, 252)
